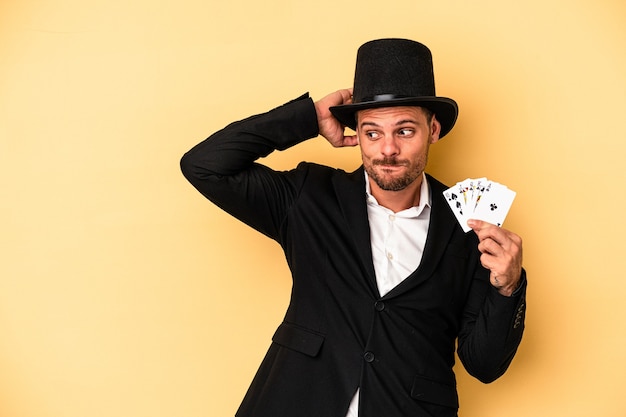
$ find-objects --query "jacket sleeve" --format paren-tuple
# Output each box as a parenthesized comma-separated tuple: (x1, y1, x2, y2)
(456, 268, 527, 383)
(180, 93, 320, 240)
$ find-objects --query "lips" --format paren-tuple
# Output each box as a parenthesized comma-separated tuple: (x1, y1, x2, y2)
(372, 158, 409, 168)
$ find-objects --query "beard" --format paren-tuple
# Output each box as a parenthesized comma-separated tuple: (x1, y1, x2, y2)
(364, 149, 429, 192)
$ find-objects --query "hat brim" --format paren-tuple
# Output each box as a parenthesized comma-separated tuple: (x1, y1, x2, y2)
(329, 97, 458, 138)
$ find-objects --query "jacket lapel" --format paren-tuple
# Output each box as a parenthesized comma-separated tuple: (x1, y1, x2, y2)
(332, 167, 379, 295)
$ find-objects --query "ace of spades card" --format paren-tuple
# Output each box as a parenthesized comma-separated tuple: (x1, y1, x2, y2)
(443, 178, 516, 232)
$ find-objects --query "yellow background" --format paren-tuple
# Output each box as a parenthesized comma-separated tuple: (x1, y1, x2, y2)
(1, 0, 625, 416)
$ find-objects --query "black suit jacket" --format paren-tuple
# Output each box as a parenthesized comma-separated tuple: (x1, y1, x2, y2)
(181, 94, 526, 417)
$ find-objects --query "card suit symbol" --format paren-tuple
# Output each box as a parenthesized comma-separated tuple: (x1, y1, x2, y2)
(490, 203, 498, 211)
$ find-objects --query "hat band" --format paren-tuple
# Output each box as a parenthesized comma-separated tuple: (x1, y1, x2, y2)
(360, 94, 410, 102)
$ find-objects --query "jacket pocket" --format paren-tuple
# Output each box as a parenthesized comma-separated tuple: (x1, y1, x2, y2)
(410, 374, 459, 408)
(272, 322, 325, 357)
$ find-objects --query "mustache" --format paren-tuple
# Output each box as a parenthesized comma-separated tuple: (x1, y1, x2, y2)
(372, 157, 409, 167)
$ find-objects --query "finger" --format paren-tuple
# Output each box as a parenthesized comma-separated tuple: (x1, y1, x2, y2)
(477, 236, 504, 256)
(479, 241, 522, 280)
(490, 271, 503, 287)
(467, 220, 501, 244)
(342, 134, 358, 147)
(468, 219, 500, 242)
(467, 219, 505, 238)
(466, 218, 491, 232)
(345, 88, 354, 104)
(469, 220, 517, 250)
(336, 88, 353, 105)
(315, 89, 352, 117)
(479, 245, 508, 268)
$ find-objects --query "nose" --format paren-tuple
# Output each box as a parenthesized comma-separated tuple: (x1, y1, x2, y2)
(380, 136, 400, 157)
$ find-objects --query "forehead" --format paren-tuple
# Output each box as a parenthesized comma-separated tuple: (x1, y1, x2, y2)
(357, 106, 428, 125)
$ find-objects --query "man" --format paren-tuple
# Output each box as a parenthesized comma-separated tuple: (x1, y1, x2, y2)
(181, 38, 526, 417)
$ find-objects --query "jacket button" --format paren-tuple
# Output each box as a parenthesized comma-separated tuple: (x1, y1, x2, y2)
(363, 352, 375, 363)
(374, 301, 385, 311)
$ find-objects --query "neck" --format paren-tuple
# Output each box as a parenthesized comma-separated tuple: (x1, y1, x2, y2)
(369, 175, 424, 213)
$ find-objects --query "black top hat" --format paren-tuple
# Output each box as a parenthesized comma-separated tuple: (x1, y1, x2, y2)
(330, 38, 458, 138)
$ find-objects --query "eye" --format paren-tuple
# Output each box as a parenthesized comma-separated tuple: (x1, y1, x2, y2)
(397, 128, 414, 137)
(365, 130, 380, 140)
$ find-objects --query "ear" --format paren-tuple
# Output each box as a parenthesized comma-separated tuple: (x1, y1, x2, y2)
(429, 115, 442, 144)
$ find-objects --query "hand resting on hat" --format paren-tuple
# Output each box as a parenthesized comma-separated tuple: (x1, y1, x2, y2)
(314, 89, 358, 148)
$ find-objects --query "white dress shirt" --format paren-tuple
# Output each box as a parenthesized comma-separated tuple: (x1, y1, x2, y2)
(346, 171, 432, 417)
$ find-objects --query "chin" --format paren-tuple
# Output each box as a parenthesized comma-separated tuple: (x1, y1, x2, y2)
(376, 173, 422, 192)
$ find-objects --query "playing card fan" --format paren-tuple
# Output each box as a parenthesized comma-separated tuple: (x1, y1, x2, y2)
(444, 178, 516, 232)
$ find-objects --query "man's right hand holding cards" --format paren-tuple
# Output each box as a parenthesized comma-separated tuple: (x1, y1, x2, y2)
(444, 178, 523, 296)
